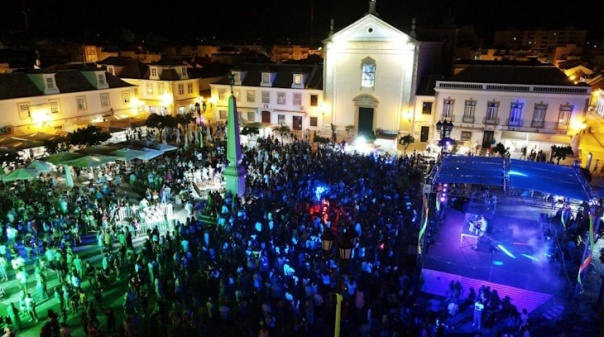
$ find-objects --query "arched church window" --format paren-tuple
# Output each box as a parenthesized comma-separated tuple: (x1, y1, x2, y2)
(361, 57, 376, 88)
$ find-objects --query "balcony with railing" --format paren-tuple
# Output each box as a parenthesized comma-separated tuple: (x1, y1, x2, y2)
(556, 122, 569, 131)
(506, 119, 523, 127)
(462, 115, 475, 123)
(483, 117, 499, 125)
(530, 120, 545, 128)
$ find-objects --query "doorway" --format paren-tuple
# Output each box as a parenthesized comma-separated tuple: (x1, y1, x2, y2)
(482, 131, 494, 148)
(420, 126, 430, 142)
(262, 111, 271, 124)
(292, 116, 303, 131)
(358, 107, 374, 138)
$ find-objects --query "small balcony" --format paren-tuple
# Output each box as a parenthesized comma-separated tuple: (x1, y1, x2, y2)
(507, 119, 523, 127)
(556, 122, 569, 131)
(531, 120, 544, 128)
(483, 117, 499, 125)
(462, 115, 475, 123)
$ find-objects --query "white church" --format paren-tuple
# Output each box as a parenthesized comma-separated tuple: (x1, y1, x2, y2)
(211, 0, 589, 153)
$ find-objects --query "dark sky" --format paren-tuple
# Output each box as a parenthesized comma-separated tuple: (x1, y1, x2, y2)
(2, 0, 602, 44)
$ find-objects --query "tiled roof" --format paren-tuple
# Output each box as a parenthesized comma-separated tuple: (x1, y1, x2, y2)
(215, 63, 323, 90)
(0, 73, 43, 99)
(447, 64, 578, 86)
(0, 70, 134, 100)
(97, 57, 149, 79)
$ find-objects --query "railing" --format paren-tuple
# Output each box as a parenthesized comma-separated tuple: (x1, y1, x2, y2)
(462, 116, 475, 123)
(531, 120, 545, 128)
(483, 117, 499, 125)
(556, 123, 569, 131)
(506, 119, 523, 127)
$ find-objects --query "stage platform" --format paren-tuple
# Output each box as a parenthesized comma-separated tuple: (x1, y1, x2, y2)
(421, 194, 569, 313)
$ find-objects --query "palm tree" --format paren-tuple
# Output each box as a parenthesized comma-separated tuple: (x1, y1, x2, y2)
(273, 124, 291, 141)
(399, 134, 415, 155)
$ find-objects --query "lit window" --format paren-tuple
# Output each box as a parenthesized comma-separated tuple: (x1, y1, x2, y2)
(76, 96, 87, 111)
(178, 84, 184, 95)
(97, 74, 106, 86)
(278, 114, 285, 124)
(151, 68, 158, 77)
(100, 94, 110, 108)
(218, 89, 226, 101)
(147, 83, 154, 95)
(422, 102, 433, 115)
(442, 99, 454, 119)
(463, 100, 476, 122)
(158, 83, 164, 95)
(293, 74, 303, 85)
(122, 91, 130, 104)
(509, 102, 523, 126)
(247, 111, 255, 122)
(293, 93, 302, 105)
(532, 104, 547, 127)
(277, 92, 286, 105)
(18, 103, 30, 120)
(49, 99, 60, 113)
(361, 62, 375, 88)
(247, 90, 255, 103)
(558, 105, 573, 127)
(187, 83, 193, 94)
(46, 77, 55, 89)
(486, 101, 499, 121)
(310, 95, 318, 106)
(310, 117, 318, 127)
(262, 91, 270, 104)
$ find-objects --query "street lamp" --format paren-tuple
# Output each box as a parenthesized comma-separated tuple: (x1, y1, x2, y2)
(436, 119, 454, 155)
(321, 230, 336, 254)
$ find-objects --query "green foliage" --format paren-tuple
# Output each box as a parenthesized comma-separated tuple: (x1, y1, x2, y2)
(551, 145, 573, 164)
(43, 135, 70, 154)
(399, 134, 415, 154)
(493, 142, 508, 157)
(175, 112, 196, 129)
(273, 124, 291, 139)
(241, 126, 260, 136)
(69, 125, 111, 147)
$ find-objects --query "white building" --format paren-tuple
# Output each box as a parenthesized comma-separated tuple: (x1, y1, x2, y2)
(210, 63, 324, 133)
(434, 62, 591, 155)
(0, 68, 138, 142)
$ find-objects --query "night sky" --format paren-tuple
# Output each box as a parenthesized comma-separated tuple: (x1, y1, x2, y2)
(1, 0, 602, 44)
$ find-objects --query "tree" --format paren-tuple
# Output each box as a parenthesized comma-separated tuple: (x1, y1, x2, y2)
(551, 145, 573, 165)
(145, 114, 177, 143)
(43, 135, 69, 154)
(399, 134, 415, 155)
(492, 142, 508, 157)
(69, 125, 111, 147)
(273, 124, 291, 141)
(241, 126, 260, 137)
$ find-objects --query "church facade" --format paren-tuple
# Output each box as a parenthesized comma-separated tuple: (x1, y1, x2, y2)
(322, 3, 441, 143)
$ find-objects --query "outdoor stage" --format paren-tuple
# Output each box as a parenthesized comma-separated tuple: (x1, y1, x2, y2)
(420, 191, 569, 313)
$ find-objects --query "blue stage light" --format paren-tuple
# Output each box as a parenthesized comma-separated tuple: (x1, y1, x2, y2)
(497, 244, 516, 259)
(492, 260, 504, 266)
(521, 254, 539, 262)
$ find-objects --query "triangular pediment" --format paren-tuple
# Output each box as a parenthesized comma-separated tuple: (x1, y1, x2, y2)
(327, 14, 415, 44)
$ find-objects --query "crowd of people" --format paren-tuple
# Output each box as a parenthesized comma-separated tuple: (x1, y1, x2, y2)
(0, 125, 578, 337)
